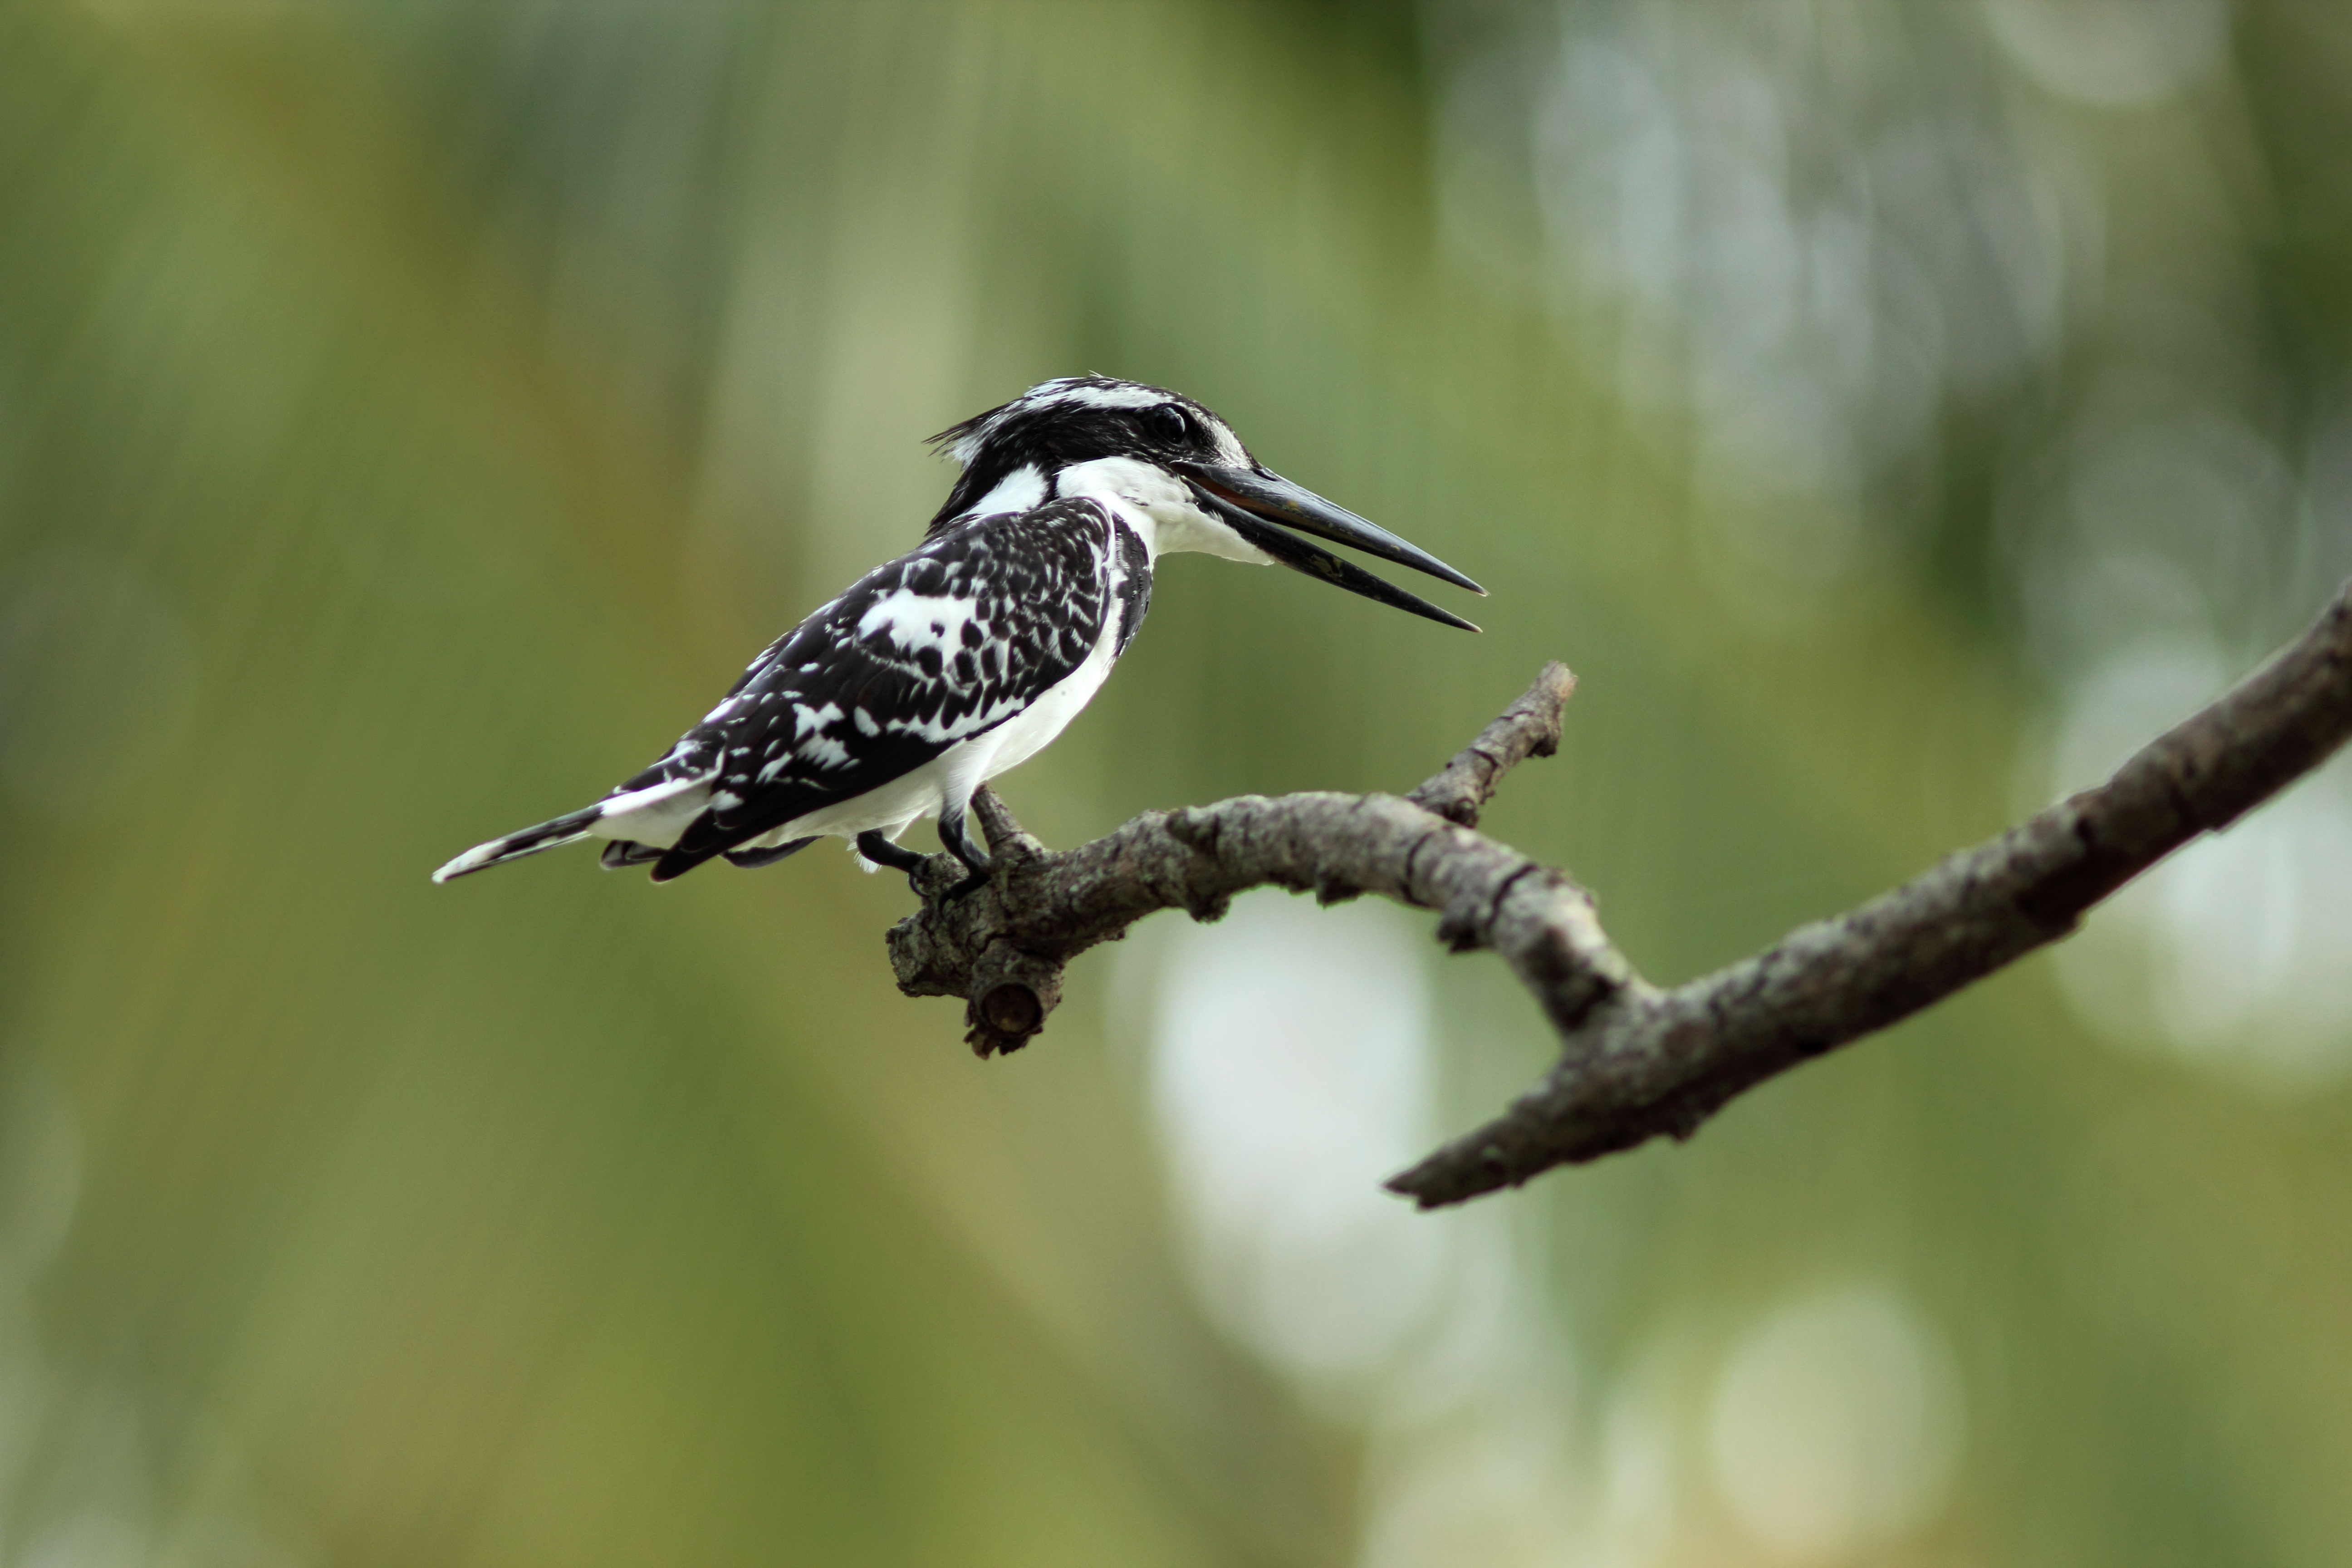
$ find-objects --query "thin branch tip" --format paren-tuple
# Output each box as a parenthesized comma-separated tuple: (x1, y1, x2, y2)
(1408, 662, 1579, 827)
(1396, 576, 2352, 1204)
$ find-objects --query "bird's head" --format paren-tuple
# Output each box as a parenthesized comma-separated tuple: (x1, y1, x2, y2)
(929, 377, 1484, 630)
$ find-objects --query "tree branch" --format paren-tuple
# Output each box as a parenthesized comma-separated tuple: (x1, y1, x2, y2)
(1391, 578, 2352, 1204)
(1407, 663, 1577, 828)
(888, 579, 2352, 1209)
(886, 662, 1612, 1057)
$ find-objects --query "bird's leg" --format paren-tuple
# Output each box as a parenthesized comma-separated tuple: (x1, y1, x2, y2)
(936, 806, 995, 902)
(855, 830, 931, 895)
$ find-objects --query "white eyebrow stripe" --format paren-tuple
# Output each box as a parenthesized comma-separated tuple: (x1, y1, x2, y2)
(1039, 383, 1166, 412)
(951, 379, 1245, 468)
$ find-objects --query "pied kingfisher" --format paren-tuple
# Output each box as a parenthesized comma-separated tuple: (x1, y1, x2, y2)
(433, 377, 1483, 897)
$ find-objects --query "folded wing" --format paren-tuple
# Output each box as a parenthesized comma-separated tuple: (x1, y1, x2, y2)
(625, 499, 1121, 881)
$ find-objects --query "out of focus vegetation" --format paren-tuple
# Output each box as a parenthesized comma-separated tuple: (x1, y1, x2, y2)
(2, 1, 2349, 1564)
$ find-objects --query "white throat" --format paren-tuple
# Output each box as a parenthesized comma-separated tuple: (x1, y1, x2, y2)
(1051, 456, 1275, 566)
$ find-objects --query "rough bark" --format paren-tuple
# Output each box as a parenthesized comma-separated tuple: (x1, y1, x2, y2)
(887, 580, 2352, 1207)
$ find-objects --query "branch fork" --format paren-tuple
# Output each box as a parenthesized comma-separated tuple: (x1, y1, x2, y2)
(888, 580, 2352, 1206)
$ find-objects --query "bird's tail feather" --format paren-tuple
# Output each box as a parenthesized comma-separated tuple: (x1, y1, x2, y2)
(432, 805, 603, 883)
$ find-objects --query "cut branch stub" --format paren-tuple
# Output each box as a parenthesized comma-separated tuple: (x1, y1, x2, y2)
(963, 940, 1064, 1057)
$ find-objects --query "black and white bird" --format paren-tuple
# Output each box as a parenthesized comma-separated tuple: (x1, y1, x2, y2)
(433, 377, 1483, 896)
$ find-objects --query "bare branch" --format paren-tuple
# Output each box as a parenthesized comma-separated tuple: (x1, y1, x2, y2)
(888, 579, 2352, 1209)
(887, 666, 1592, 1056)
(1388, 577, 2352, 1205)
(1408, 662, 1577, 828)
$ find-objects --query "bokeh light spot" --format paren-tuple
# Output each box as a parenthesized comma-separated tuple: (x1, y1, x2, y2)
(1706, 1285, 1964, 1564)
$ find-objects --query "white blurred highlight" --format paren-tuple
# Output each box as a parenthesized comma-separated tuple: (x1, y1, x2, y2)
(1357, 1421, 1578, 1568)
(2047, 643, 2352, 1091)
(1985, 0, 2230, 108)
(1147, 890, 1448, 1389)
(1133, 895, 1979, 1567)
(1706, 1285, 1964, 1564)
(1439, 5, 2070, 622)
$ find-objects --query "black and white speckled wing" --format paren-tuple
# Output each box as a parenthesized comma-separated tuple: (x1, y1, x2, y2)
(624, 498, 1133, 880)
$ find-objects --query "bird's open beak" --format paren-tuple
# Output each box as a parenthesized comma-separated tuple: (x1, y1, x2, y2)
(1174, 462, 1484, 632)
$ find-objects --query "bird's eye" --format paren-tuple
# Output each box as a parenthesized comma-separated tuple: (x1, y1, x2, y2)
(1146, 404, 1191, 444)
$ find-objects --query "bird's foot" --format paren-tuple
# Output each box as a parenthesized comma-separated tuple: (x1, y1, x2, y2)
(855, 830, 931, 895)
(936, 807, 995, 904)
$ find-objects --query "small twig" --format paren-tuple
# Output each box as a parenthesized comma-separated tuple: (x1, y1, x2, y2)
(1408, 662, 1576, 828)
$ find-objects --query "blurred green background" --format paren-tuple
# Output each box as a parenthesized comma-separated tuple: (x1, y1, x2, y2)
(3, 0, 2351, 1563)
